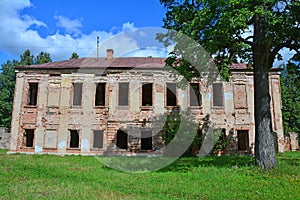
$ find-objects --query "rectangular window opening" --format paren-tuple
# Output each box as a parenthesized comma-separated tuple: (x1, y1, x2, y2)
(118, 83, 129, 106)
(237, 130, 249, 151)
(166, 83, 177, 106)
(213, 128, 227, 150)
(116, 130, 128, 149)
(72, 83, 83, 106)
(27, 83, 38, 106)
(141, 130, 152, 150)
(93, 130, 104, 149)
(69, 130, 79, 148)
(95, 83, 106, 106)
(24, 129, 34, 147)
(49, 74, 61, 77)
(142, 83, 153, 106)
(190, 83, 202, 106)
(213, 83, 224, 107)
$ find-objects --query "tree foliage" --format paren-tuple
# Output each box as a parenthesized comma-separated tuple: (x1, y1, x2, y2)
(20, 49, 34, 66)
(36, 51, 52, 64)
(69, 52, 79, 60)
(0, 50, 53, 129)
(159, 0, 300, 169)
(281, 54, 300, 134)
(162, 108, 201, 156)
(0, 60, 18, 128)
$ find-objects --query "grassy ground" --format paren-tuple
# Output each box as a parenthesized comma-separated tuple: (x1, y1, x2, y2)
(0, 149, 299, 200)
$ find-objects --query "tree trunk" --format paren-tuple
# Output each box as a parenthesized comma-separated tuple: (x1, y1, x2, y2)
(253, 13, 277, 169)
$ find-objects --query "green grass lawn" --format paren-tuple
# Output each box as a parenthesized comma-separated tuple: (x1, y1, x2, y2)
(0, 149, 299, 200)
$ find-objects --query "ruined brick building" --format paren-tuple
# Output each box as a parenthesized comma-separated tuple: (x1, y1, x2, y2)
(8, 49, 285, 155)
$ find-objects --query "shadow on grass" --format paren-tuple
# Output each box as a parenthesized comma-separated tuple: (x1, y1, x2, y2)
(159, 152, 300, 173)
(158, 155, 254, 172)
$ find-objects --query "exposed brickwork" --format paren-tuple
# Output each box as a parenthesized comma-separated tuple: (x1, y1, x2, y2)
(8, 55, 285, 155)
(285, 132, 299, 151)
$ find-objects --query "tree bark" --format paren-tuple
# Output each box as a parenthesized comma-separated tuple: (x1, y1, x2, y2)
(253, 13, 277, 169)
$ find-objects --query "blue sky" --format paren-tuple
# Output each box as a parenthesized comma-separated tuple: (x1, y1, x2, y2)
(0, 0, 295, 66)
(0, 0, 168, 64)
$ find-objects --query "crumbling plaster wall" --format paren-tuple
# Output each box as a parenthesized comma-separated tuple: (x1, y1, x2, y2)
(9, 68, 285, 154)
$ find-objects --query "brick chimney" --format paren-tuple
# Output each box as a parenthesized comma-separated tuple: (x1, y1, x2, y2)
(106, 49, 114, 60)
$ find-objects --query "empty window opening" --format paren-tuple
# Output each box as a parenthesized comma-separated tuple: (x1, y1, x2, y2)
(190, 83, 202, 106)
(166, 83, 177, 106)
(27, 83, 38, 106)
(72, 83, 83, 106)
(142, 83, 153, 106)
(69, 130, 79, 148)
(119, 83, 129, 106)
(49, 74, 61, 77)
(213, 83, 224, 106)
(24, 129, 34, 147)
(116, 130, 128, 149)
(93, 130, 104, 149)
(213, 129, 227, 150)
(141, 130, 152, 150)
(237, 130, 249, 150)
(95, 83, 106, 106)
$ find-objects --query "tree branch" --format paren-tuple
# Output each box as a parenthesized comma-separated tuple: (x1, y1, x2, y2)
(247, 16, 254, 25)
(236, 35, 253, 46)
(270, 41, 300, 64)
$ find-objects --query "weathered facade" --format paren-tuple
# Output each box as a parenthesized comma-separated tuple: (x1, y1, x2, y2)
(8, 50, 285, 155)
(284, 132, 299, 151)
(0, 127, 10, 149)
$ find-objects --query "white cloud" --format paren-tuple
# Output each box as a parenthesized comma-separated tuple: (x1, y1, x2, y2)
(241, 25, 253, 43)
(0, 1, 167, 63)
(109, 22, 137, 33)
(122, 22, 136, 31)
(123, 47, 168, 57)
(0, 0, 32, 18)
(54, 15, 83, 36)
(273, 48, 296, 68)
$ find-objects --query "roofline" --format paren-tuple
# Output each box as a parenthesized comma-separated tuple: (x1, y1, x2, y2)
(15, 57, 280, 72)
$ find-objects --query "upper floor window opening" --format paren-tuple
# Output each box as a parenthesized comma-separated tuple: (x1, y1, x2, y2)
(72, 83, 83, 106)
(190, 83, 202, 107)
(213, 83, 224, 107)
(118, 82, 129, 106)
(27, 83, 38, 106)
(142, 83, 153, 106)
(166, 83, 177, 106)
(95, 83, 106, 106)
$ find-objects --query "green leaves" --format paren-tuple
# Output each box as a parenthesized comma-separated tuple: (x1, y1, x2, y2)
(36, 51, 52, 64)
(281, 55, 300, 134)
(20, 50, 52, 66)
(0, 50, 53, 128)
(160, 0, 299, 70)
(69, 52, 79, 60)
(160, 0, 300, 169)
(0, 60, 17, 128)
